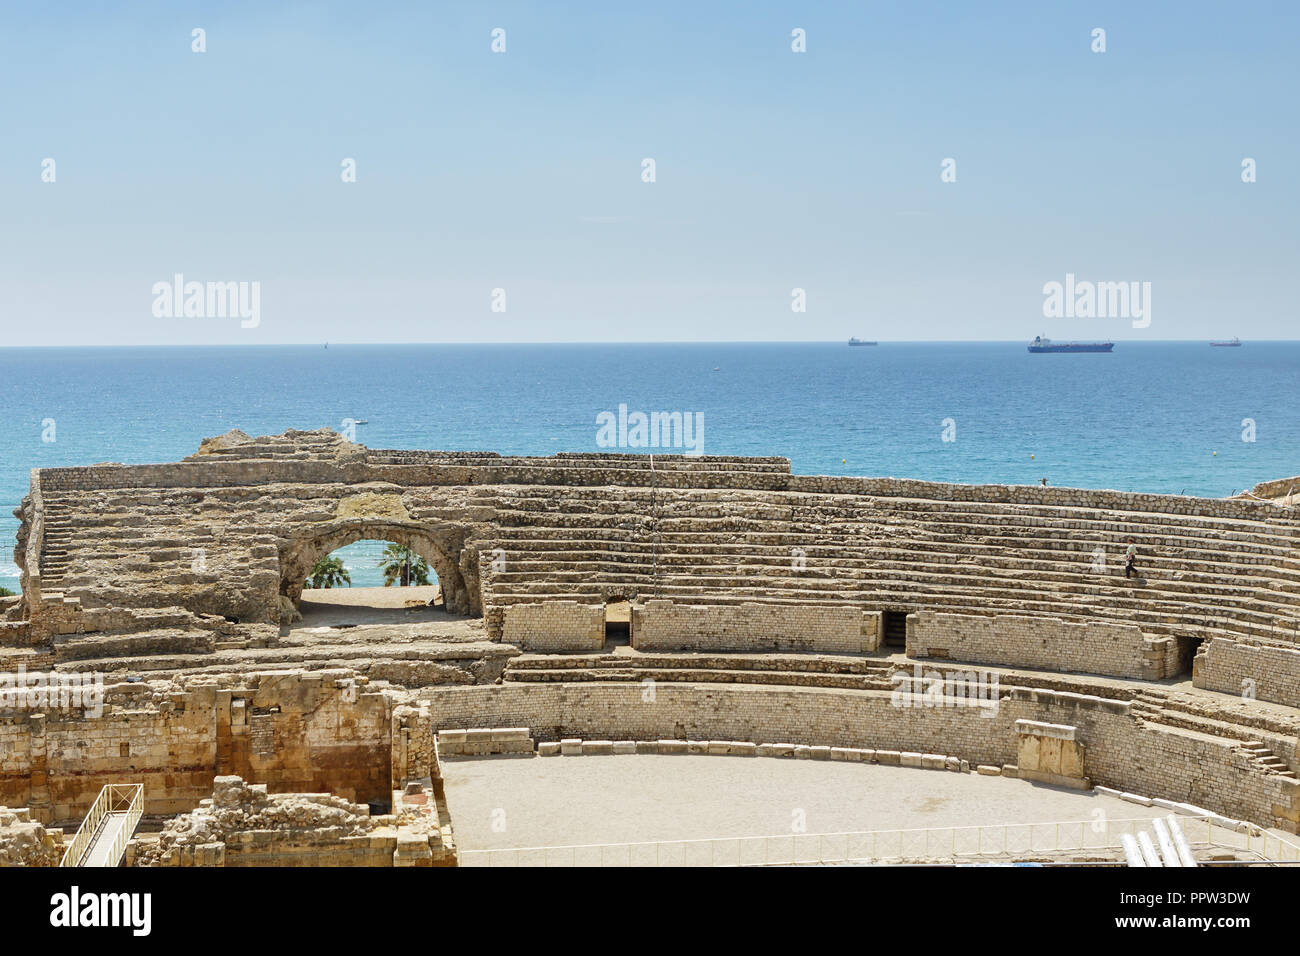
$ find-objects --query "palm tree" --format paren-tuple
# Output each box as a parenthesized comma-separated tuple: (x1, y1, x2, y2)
(379, 543, 430, 587)
(0, 587, 15, 598)
(306, 556, 351, 589)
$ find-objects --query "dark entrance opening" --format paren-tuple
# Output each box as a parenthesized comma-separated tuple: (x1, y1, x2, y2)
(882, 610, 909, 648)
(604, 598, 631, 648)
(1176, 635, 1204, 676)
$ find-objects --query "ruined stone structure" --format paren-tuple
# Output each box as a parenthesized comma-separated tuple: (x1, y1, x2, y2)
(3, 429, 1300, 860)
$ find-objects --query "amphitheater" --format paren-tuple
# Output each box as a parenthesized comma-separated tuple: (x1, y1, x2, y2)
(3, 428, 1300, 866)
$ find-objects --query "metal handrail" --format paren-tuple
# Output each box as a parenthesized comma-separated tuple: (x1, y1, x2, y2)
(59, 784, 144, 867)
(460, 815, 1300, 867)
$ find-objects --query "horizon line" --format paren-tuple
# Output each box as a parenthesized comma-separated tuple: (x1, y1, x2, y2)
(0, 338, 1286, 350)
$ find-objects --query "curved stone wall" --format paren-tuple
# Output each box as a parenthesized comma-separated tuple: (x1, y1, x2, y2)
(417, 681, 1300, 833)
(9, 429, 1300, 685)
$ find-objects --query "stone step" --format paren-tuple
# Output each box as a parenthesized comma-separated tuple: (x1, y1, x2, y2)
(52, 629, 216, 663)
(507, 653, 892, 675)
(502, 666, 890, 691)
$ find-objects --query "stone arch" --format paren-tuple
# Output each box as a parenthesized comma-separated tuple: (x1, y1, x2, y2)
(279, 519, 476, 616)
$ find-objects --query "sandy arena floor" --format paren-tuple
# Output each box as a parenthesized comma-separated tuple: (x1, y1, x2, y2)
(442, 754, 1187, 858)
(296, 585, 444, 627)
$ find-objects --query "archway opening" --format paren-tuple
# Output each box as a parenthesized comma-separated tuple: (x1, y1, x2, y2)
(298, 538, 445, 627)
(280, 521, 476, 627)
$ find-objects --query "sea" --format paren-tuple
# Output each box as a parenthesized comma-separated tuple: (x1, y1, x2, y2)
(1, 341, 1296, 593)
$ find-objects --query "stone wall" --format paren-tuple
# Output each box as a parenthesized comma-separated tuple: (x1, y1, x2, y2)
(786, 474, 1286, 521)
(0, 806, 65, 866)
(0, 671, 398, 825)
(130, 775, 453, 867)
(906, 610, 1179, 680)
(14, 430, 1300, 654)
(33, 457, 795, 494)
(503, 601, 605, 652)
(33, 447, 1285, 521)
(417, 681, 1300, 832)
(1195, 638, 1300, 708)
(631, 600, 874, 653)
(1249, 475, 1300, 499)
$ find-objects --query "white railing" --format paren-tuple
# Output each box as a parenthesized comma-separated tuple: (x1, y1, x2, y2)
(461, 816, 1300, 867)
(59, 784, 144, 868)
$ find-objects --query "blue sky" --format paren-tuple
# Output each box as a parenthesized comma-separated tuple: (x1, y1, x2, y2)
(1, 0, 1296, 345)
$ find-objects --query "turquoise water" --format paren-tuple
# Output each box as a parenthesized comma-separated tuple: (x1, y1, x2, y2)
(2, 341, 1295, 592)
(310, 539, 431, 590)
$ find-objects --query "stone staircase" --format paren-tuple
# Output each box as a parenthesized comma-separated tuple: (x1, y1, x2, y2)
(22, 439, 1300, 665)
(506, 652, 906, 691)
(1129, 689, 1299, 777)
(38, 511, 74, 587)
(465, 483, 1300, 646)
(1240, 741, 1299, 779)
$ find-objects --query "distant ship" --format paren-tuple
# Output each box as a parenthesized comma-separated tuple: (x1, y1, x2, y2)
(1210, 337, 1241, 347)
(847, 337, 878, 346)
(1028, 336, 1113, 353)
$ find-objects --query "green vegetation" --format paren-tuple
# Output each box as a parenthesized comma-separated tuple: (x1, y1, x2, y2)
(379, 544, 430, 587)
(306, 556, 351, 589)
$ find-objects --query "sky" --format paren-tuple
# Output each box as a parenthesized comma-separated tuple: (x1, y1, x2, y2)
(0, 0, 1296, 345)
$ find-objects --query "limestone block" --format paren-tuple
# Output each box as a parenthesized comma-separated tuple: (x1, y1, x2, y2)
(1039, 736, 1062, 775)
(1060, 741, 1085, 779)
(900, 752, 923, 768)
(560, 738, 582, 756)
(1018, 734, 1041, 773)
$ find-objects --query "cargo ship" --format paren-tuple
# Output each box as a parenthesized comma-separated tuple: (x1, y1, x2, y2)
(1210, 337, 1241, 347)
(1028, 336, 1113, 353)
(847, 337, 877, 346)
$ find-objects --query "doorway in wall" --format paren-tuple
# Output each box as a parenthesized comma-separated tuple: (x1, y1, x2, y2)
(882, 610, 909, 649)
(604, 598, 631, 648)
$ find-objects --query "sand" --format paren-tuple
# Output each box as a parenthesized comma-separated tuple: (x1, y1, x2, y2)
(442, 754, 1188, 860)
(296, 585, 444, 627)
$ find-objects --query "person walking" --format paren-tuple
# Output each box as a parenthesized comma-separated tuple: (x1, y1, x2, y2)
(1124, 539, 1138, 579)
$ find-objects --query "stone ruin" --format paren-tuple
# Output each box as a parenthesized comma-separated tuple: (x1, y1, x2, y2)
(2, 428, 1300, 861)
(132, 774, 452, 867)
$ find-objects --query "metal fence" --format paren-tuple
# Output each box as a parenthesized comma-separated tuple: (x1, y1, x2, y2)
(59, 783, 144, 868)
(460, 815, 1300, 867)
